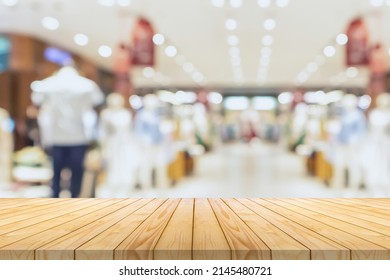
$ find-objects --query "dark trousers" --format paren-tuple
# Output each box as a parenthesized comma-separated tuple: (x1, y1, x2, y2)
(51, 145, 88, 198)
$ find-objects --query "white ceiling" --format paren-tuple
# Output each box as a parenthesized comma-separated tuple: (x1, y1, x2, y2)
(1, 0, 390, 89)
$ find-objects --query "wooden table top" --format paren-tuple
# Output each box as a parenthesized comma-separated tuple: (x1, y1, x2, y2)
(0, 198, 390, 260)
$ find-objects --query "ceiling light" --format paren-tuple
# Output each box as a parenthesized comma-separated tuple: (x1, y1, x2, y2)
(264, 18, 276, 30)
(358, 95, 372, 110)
(230, 0, 243, 8)
(276, 0, 290, 7)
(143, 67, 155, 78)
(323, 45, 336, 57)
(193, 72, 204, 82)
(183, 62, 194, 73)
(370, 0, 384, 6)
(228, 35, 239, 46)
(229, 47, 240, 57)
(98, 0, 115, 6)
(307, 62, 318, 73)
(231, 57, 241, 66)
(212, 0, 225, 7)
(129, 95, 143, 110)
(175, 55, 186, 65)
(225, 19, 238, 30)
(73, 33, 89, 46)
(387, 0, 390, 6)
(2, 0, 18, 7)
(315, 55, 326, 65)
(117, 0, 131, 6)
(98, 45, 112, 58)
(346, 67, 358, 78)
(208, 92, 223, 104)
(165, 45, 177, 57)
(152, 34, 165, 45)
(336, 33, 348, 45)
(261, 47, 272, 57)
(261, 57, 270, 66)
(298, 72, 309, 82)
(258, 0, 271, 7)
(278, 92, 293, 104)
(262, 35, 273, 46)
(41, 17, 60, 30)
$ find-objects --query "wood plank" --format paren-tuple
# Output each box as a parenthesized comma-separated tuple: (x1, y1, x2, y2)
(238, 199, 350, 260)
(36, 199, 151, 260)
(320, 199, 390, 215)
(302, 199, 390, 227)
(255, 199, 390, 260)
(0, 199, 106, 235)
(114, 199, 181, 260)
(222, 198, 310, 260)
(0, 199, 52, 210)
(192, 198, 231, 260)
(266, 199, 390, 250)
(0, 199, 122, 259)
(340, 199, 390, 211)
(76, 199, 167, 260)
(0, 199, 134, 260)
(0, 199, 77, 220)
(285, 199, 390, 237)
(154, 199, 194, 260)
(208, 198, 271, 260)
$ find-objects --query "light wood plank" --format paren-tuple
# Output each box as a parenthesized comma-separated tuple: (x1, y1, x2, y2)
(192, 198, 231, 260)
(222, 198, 310, 260)
(154, 199, 194, 260)
(76, 199, 167, 260)
(0, 199, 133, 260)
(114, 199, 181, 260)
(209, 198, 271, 260)
(267, 199, 390, 250)
(0, 199, 122, 259)
(255, 199, 390, 260)
(0, 199, 106, 235)
(238, 199, 350, 260)
(36, 199, 151, 260)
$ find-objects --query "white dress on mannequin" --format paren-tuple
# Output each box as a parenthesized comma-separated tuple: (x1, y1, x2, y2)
(134, 94, 167, 189)
(100, 93, 138, 196)
(332, 94, 367, 190)
(363, 94, 390, 195)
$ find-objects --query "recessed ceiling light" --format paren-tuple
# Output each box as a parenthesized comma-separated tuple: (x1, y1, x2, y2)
(370, 0, 384, 7)
(258, 0, 270, 8)
(264, 18, 276, 30)
(41, 17, 60, 30)
(262, 35, 273, 46)
(261, 47, 272, 57)
(307, 62, 318, 73)
(98, 45, 112, 58)
(276, 0, 289, 7)
(152, 34, 165, 45)
(143, 67, 155, 78)
(323, 45, 336, 57)
(175, 55, 186, 65)
(225, 19, 238, 30)
(211, 0, 225, 7)
(98, 0, 115, 7)
(73, 33, 89, 46)
(346, 67, 358, 78)
(336, 33, 348, 45)
(165, 45, 177, 57)
(183, 62, 194, 73)
(117, 0, 131, 6)
(228, 35, 239, 46)
(230, 0, 242, 8)
(2, 0, 18, 7)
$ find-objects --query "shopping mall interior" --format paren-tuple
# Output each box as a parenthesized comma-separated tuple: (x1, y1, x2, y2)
(1, 0, 390, 199)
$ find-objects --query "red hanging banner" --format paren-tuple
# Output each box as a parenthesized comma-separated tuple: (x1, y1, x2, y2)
(113, 43, 133, 97)
(131, 17, 155, 66)
(346, 18, 369, 67)
(368, 44, 388, 97)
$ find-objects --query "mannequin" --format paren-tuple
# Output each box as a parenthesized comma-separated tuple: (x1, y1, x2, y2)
(363, 93, 390, 195)
(31, 66, 104, 198)
(134, 94, 166, 189)
(332, 94, 366, 189)
(0, 108, 13, 184)
(100, 93, 138, 196)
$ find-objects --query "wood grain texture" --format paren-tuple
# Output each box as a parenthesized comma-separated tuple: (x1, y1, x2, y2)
(0, 199, 390, 260)
(192, 198, 231, 260)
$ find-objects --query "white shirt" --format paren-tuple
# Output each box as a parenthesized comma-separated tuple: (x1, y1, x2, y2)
(31, 67, 104, 146)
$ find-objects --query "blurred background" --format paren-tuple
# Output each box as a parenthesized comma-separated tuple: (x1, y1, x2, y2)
(1, 0, 390, 198)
